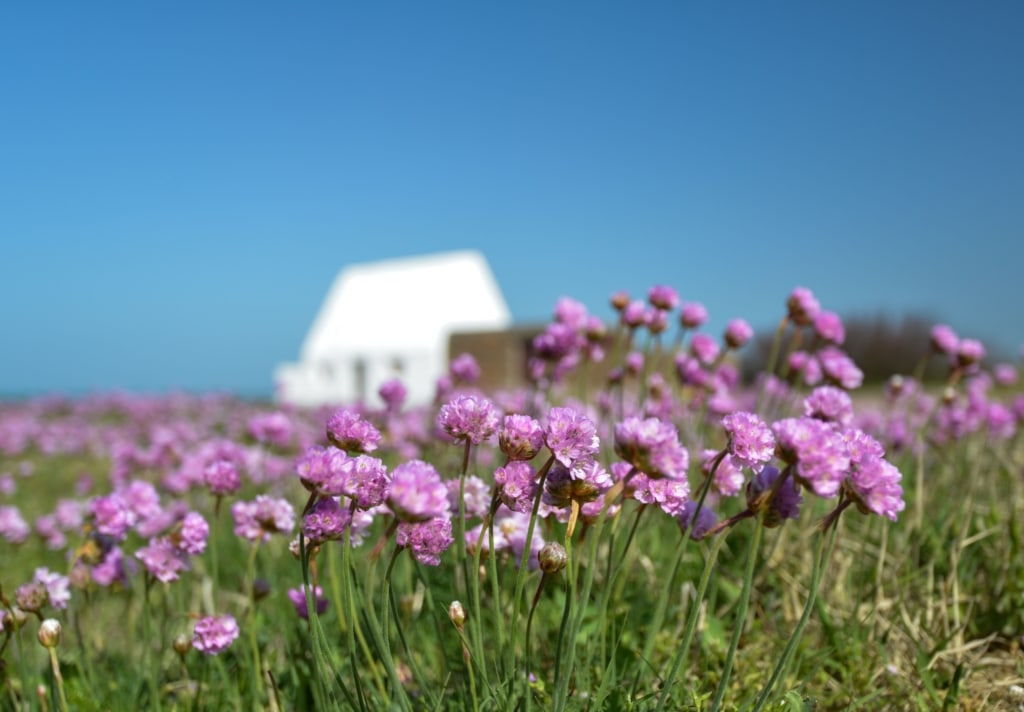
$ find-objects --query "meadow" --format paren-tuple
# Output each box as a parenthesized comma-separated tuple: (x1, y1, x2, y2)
(2, 286, 1023, 711)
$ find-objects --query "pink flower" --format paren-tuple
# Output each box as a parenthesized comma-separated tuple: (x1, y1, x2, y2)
(192, 614, 240, 655)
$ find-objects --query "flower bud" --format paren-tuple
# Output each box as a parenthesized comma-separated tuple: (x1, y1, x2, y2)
(173, 633, 192, 657)
(37, 619, 61, 648)
(538, 542, 568, 574)
(448, 600, 466, 628)
(252, 578, 271, 602)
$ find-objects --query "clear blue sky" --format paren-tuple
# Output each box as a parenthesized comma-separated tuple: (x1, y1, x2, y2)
(3, 2, 1022, 395)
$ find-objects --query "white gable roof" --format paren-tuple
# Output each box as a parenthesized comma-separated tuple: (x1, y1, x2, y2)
(302, 250, 511, 359)
(275, 250, 511, 407)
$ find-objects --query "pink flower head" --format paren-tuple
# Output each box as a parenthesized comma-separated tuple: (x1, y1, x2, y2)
(301, 497, 351, 544)
(288, 584, 328, 620)
(498, 414, 544, 461)
(544, 406, 599, 468)
(494, 461, 538, 513)
(396, 517, 454, 566)
(387, 460, 450, 523)
(631, 474, 690, 516)
(248, 412, 292, 448)
(438, 395, 500, 445)
(449, 353, 482, 384)
(956, 339, 986, 368)
(813, 311, 845, 345)
(337, 454, 390, 509)
(33, 568, 71, 610)
(203, 460, 241, 497)
(621, 300, 647, 329)
(689, 333, 720, 366)
(554, 297, 589, 330)
(679, 302, 708, 329)
(787, 287, 821, 326)
(192, 614, 239, 655)
(231, 495, 295, 542)
(176, 512, 209, 555)
(614, 416, 688, 479)
(0, 505, 30, 543)
(326, 409, 381, 454)
(842, 430, 904, 521)
(721, 412, 775, 470)
(295, 445, 348, 495)
(803, 386, 854, 427)
(647, 284, 680, 311)
(724, 319, 754, 349)
(818, 346, 863, 390)
(378, 378, 408, 412)
(994, 363, 1018, 387)
(772, 417, 850, 498)
(90, 493, 137, 540)
(136, 537, 188, 583)
(702, 449, 745, 497)
(930, 324, 959, 354)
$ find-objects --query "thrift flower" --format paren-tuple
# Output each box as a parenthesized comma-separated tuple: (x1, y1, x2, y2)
(438, 395, 500, 445)
(192, 615, 240, 655)
(495, 461, 538, 513)
(203, 460, 241, 497)
(721, 412, 775, 470)
(647, 284, 680, 311)
(288, 584, 328, 619)
(803, 386, 854, 427)
(724, 318, 754, 349)
(232, 495, 296, 542)
(396, 517, 454, 566)
(773, 417, 850, 498)
(301, 497, 351, 544)
(498, 414, 544, 461)
(326, 409, 382, 454)
(679, 302, 708, 329)
(136, 538, 188, 583)
(388, 460, 450, 522)
(544, 406, 599, 468)
(786, 287, 820, 326)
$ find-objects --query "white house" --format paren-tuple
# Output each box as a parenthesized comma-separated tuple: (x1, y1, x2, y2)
(274, 250, 511, 407)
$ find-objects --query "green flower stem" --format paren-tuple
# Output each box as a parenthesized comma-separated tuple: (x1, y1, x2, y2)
(245, 540, 265, 704)
(642, 452, 722, 670)
(47, 646, 69, 712)
(709, 512, 765, 712)
(751, 521, 839, 711)
(655, 530, 727, 711)
(508, 454, 556, 676)
(142, 576, 164, 711)
(551, 531, 575, 710)
(341, 525, 387, 701)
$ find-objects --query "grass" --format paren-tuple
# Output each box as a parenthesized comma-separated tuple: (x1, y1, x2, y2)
(1, 319, 1023, 710)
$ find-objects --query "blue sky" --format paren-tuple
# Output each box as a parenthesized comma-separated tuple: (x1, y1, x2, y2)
(2, 2, 1022, 395)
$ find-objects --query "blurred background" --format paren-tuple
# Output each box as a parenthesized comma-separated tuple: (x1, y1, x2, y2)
(2, 2, 1022, 397)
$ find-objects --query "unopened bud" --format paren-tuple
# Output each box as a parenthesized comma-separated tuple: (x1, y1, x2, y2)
(539, 542, 568, 574)
(610, 291, 630, 312)
(448, 600, 466, 628)
(173, 633, 192, 657)
(252, 578, 271, 602)
(37, 619, 61, 648)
